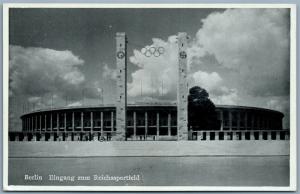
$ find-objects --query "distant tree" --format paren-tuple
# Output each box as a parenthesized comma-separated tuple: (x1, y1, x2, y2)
(188, 86, 220, 131)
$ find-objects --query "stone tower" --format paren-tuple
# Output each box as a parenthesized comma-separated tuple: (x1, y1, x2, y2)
(113, 32, 127, 141)
(177, 32, 188, 140)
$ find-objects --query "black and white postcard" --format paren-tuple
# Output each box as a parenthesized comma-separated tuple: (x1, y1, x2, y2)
(2, 4, 297, 191)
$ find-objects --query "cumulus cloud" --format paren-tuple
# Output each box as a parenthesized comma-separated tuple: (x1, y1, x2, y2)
(10, 45, 85, 101)
(191, 8, 290, 97)
(190, 8, 290, 126)
(190, 71, 222, 91)
(128, 36, 178, 99)
(102, 63, 117, 80)
(128, 36, 240, 105)
(67, 101, 83, 107)
(210, 87, 239, 105)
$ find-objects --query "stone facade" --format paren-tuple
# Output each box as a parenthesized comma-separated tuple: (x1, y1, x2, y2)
(11, 104, 287, 141)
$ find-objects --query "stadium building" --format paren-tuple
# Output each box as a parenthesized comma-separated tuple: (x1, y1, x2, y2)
(9, 103, 289, 141)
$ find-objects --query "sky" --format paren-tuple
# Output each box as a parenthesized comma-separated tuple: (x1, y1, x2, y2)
(8, 8, 291, 130)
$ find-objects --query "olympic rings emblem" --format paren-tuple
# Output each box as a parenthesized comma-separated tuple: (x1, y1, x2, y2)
(141, 46, 165, 57)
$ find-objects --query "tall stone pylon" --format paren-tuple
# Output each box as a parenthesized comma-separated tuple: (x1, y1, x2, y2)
(113, 32, 127, 141)
(177, 32, 188, 140)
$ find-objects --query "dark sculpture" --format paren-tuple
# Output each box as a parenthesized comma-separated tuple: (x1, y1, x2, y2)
(188, 86, 220, 131)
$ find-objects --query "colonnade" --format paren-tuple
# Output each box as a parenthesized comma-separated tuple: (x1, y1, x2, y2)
(22, 111, 175, 140)
(218, 110, 282, 131)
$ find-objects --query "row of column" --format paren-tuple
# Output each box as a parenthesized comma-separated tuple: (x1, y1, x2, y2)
(23, 112, 110, 135)
(23, 111, 173, 138)
(23, 111, 281, 135)
(132, 112, 172, 139)
(219, 111, 280, 131)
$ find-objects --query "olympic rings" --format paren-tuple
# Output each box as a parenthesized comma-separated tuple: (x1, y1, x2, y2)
(141, 46, 165, 57)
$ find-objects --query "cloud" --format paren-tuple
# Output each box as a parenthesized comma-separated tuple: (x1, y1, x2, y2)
(191, 71, 222, 91)
(191, 8, 290, 97)
(190, 8, 290, 127)
(210, 87, 239, 105)
(128, 38, 240, 105)
(128, 36, 178, 98)
(10, 45, 85, 100)
(102, 63, 117, 80)
(68, 101, 82, 107)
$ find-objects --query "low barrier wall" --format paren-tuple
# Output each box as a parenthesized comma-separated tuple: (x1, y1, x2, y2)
(9, 130, 289, 142)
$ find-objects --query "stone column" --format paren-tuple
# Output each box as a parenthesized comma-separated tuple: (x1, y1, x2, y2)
(156, 113, 159, 139)
(267, 131, 272, 140)
(57, 113, 60, 131)
(115, 32, 127, 141)
(32, 133, 37, 141)
(177, 32, 188, 140)
(50, 114, 53, 131)
(206, 132, 211, 141)
(220, 110, 224, 131)
(215, 131, 219, 140)
(40, 115, 42, 131)
(31, 116, 34, 131)
(259, 131, 263, 140)
(245, 112, 248, 130)
(133, 111, 136, 140)
(237, 111, 240, 130)
(198, 131, 203, 140)
(35, 115, 38, 131)
(261, 117, 265, 130)
(229, 111, 232, 131)
(27, 118, 29, 131)
(72, 112, 75, 131)
(100, 112, 104, 138)
(276, 131, 280, 140)
(250, 131, 254, 140)
(91, 112, 94, 131)
(44, 115, 47, 131)
(81, 112, 84, 131)
(251, 114, 255, 130)
(64, 113, 67, 131)
(285, 131, 289, 140)
(168, 113, 171, 136)
(145, 112, 148, 139)
(241, 132, 245, 140)
(233, 132, 238, 140)
(110, 111, 114, 132)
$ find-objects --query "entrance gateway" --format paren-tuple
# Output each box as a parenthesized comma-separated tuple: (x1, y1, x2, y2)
(115, 32, 188, 141)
